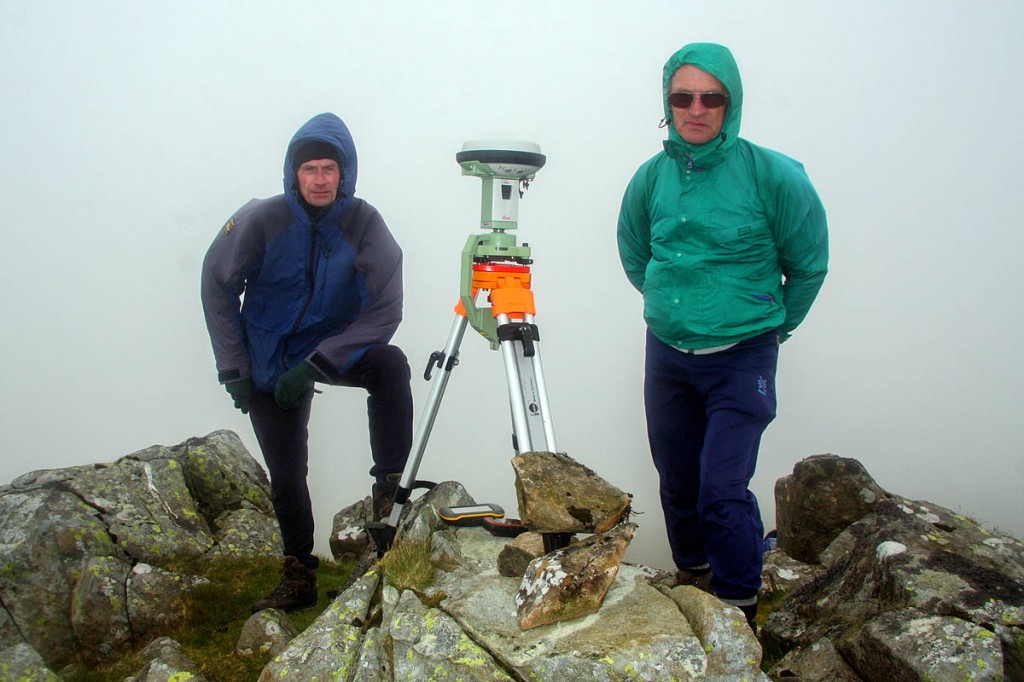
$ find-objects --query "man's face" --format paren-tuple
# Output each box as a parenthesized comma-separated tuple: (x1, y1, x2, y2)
(669, 65, 728, 145)
(296, 159, 341, 207)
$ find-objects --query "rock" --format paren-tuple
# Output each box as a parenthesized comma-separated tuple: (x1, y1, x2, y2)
(667, 585, 768, 682)
(516, 522, 636, 629)
(206, 507, 282, 558)
(760, 548, 824, 601)
(385, 587, 515, 681)
(512, 451, 632, 533)
(0, 430, 277, 670)
(237, 608, 298, 658)
(0, 642, 60, 681)
(440, 561, 710, 680)
(497, 531, 544, 578)
(70, 555, 132, 663)
(6, 436, 1023, 681)
(0, 485, 121, 665)
(257, 570, 380, 680)
(774, 454, 888, 563)
(843, 608, 1004, 681)
(330, 496, 373, 560)
(764, 455, 1024, 682)
(767, 637, 862, 681)
(396, 479, 475, 543)
(65, 450, 216, 564)
(127, 563, 209, 639)
(128, 636, 210, 682)
(176, 431, 274, 521)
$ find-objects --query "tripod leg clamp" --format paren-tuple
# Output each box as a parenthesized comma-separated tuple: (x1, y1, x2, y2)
(498, 323, 540, 357)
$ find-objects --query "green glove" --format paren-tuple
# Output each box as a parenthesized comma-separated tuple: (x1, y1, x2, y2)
(224, 378, 253, 414)
(274, 363, 319, 410)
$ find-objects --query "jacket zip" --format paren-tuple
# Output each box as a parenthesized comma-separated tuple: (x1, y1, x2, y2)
(279, 220, 320, 371)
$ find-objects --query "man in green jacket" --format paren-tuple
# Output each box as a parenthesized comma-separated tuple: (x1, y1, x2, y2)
(617, 42, 828, 627)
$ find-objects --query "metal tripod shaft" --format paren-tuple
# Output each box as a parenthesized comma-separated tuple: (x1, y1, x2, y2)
(385, 314, 468, 528)
(497, 311, 557, 453)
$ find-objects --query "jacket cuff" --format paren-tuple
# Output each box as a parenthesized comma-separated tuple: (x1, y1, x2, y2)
(218, 368, 246, 384)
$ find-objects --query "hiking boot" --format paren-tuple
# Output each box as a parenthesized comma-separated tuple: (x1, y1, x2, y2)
(251, 556, 318, 613)
(372, 473, 402, 522)
(675, 566, 713, 593)
(740, 601, 759, 633)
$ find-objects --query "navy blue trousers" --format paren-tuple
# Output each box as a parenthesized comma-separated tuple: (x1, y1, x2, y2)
(644, 329, 778, 600)
(248, 344, 413, 567)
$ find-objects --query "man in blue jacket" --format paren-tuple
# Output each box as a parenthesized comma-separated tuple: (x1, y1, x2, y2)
(201, 113, 413, 612)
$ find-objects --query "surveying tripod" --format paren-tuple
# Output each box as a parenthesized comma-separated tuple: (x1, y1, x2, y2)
(367, 141, 554, 553)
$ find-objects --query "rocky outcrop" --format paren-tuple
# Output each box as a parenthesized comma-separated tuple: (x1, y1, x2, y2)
(764, 454, 1024, 681)
(2, 434, 1022, 682)
(258, 479, 765, 681)
(0, 430, 279, 669)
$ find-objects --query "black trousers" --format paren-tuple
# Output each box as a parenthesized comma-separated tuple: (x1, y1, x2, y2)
(248, 344, 413, 567)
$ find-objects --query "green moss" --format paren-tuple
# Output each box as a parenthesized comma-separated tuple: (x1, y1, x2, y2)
(62, 554, 354, 682)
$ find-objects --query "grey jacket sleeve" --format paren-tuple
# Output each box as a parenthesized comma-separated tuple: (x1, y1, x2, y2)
(200, 199, 264, 383)
(306, 203, 404, 381)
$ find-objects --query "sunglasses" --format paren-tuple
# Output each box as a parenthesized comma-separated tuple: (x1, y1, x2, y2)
(668, 91, 729, 110)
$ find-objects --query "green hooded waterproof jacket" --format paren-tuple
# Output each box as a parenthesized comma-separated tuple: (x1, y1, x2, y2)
(617, 43, 828, 349)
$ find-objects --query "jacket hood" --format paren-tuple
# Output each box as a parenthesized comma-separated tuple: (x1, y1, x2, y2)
(662, 43, 743, 167)
(283, 112, 358, 202)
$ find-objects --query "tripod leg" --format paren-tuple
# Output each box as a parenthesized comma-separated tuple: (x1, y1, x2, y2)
(369, 314, 468, 552)
(496, 313, 557, 453)
(522, 313, 557, 449)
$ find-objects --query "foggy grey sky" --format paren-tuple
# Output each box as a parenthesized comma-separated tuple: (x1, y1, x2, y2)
(2, 1, 1022, 568)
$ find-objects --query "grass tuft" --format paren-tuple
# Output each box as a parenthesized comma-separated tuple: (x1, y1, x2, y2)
(377, 536, 436, 592)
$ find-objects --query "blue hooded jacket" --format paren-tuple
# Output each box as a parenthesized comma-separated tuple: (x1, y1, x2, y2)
(201, 113, 404, 392)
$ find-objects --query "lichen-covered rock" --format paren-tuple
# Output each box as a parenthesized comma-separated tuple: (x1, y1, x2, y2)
(237, 608, 298, 658)
(205, 507, 281, 558)
(70, 555, 132, 662)
(386, 587, 515, 681)
(176, 430, 274, 521)
(331, 496, 372, 560)
(667, 585, 768, 682)
(760, 548, 824, 600)
(767, 637, 863, 681)
(395, 480, 475, 544)
(0, 430, 278, 669)
(512, 451, 632, 534)
(128, 636, 210, 682)
(516, 522, 635, 629)
(843, 608, 1004, 681)
(257, 570, 380, 680)
(66, 455, 215, 563)
(764, 496, 1024, 659)
(127, 563, 209, 639)
(0, 486, 121, 666)
(441, 564, 709, 681)
(0, 642, 60, 681)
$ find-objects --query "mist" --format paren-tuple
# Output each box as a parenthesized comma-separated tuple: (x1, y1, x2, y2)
(2, 1, 1022, 569)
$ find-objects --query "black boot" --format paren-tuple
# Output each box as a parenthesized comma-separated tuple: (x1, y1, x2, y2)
(251, 556, 318, 613)
(372, 473, 401, 522)
(674, 566, 713, 593)
(739, 601, 759, 633)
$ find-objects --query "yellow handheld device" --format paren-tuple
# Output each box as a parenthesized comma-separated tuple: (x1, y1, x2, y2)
(438, 503, 505, 527)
